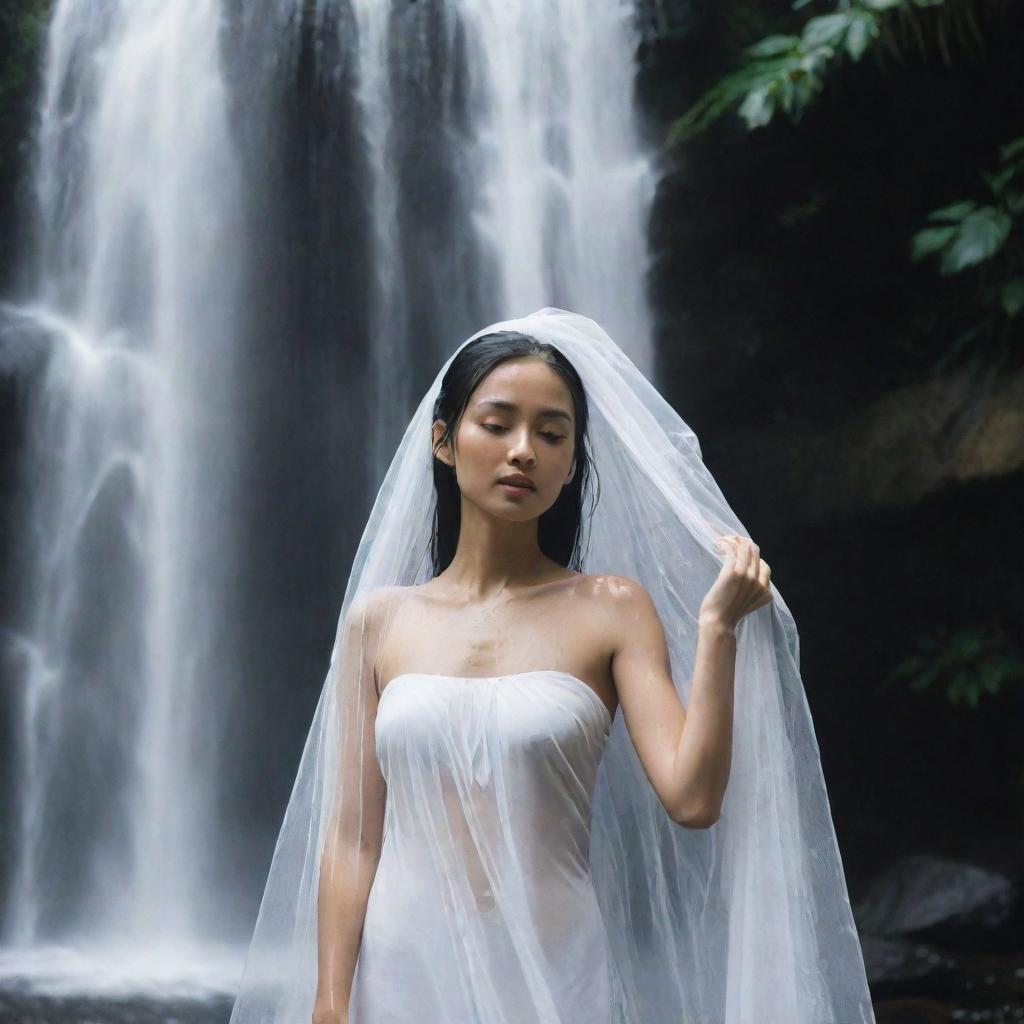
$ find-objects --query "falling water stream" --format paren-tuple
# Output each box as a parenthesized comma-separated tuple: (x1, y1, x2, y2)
(0, 0, 656, 1012)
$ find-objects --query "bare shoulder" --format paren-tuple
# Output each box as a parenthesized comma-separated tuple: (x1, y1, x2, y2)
(343, 584, 408, 633)
(580, 572, 665, 646)
(580, 572, 658, 614)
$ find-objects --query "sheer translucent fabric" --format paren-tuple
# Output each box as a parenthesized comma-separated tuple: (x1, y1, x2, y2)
(349, 669, 614, 1022)
(228, 308, 875, 1024)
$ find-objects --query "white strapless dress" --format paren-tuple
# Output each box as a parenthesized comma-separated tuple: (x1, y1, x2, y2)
(348, 669, 615, 1024)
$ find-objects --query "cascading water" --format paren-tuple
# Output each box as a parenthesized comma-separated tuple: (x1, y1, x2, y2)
(0, 0, 656, 1012)
(0, 0, 247, 998)
(341, 0, 655, 467)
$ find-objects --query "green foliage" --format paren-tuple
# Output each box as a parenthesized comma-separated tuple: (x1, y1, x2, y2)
(0, 0, 53, 221)
(667, 0, 946, 146)
(910, 136, 1024, 366)
(0, 1, 52, 109)
(882, 623, 1024, 709)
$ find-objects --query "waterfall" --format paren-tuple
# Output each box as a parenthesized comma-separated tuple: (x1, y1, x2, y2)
(339, 0, 655, 466)
(0, 0, 656, 1005)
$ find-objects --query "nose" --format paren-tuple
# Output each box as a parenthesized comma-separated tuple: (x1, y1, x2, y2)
(507, 426, 536, 466)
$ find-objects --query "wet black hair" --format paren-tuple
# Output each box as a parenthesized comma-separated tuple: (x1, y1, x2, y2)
(429, 330, 598, 576)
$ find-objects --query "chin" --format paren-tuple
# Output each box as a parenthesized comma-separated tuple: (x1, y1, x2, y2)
(480, 489, 550, 521)
(490, 503, 539, 523)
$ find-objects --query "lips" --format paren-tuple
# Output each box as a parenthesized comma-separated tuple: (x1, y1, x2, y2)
(498, 475, 535, 490)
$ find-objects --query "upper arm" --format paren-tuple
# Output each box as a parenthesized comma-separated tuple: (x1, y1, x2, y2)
(327, 587, 393, 851)
(601, 576, 695, 825)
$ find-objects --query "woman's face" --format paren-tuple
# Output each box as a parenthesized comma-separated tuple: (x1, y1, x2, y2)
(432, 356, 577, 521)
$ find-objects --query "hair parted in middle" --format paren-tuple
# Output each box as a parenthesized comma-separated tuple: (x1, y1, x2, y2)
(429, 330, 600, 576)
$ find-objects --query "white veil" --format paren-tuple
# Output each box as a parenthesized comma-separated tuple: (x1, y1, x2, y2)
(228, 307, 875, 1024)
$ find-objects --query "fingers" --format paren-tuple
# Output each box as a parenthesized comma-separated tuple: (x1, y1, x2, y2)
(728, 535, 746, 574)
(715, 533, 773, 614)
(755, 559, 772, 610)
(747, 540, 760, 581)
(714, 534, 737, 564)
(718, 533, 749, 574)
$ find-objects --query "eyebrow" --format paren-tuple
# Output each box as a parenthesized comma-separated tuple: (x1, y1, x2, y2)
(474, 398, 572, 423)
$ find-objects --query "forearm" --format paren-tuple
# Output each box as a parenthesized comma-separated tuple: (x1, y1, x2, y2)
(314, 838, 381, 1011)
(670, 614, 737, 826)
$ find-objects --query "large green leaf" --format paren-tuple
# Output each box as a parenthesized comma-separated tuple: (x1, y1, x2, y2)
(999, 136, 1024, 163)
(939, 207, 1012, 274)
(803, 13, 853, 49)
(1000, 278, 1024, 318)
(981, 165, 1016, 196)
(910, 225, 957, 261)
(746, 34, 800, 58)
(844, 13, 878, 60)
(739, 83, 778, 129)
(926, 199, 978, 223)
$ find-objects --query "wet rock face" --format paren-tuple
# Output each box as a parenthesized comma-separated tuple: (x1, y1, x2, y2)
(0, 989, 233, 1024)
(856, 853, 1024, 1022)
(739, 364, 1024, 523)
(632, 0, 695, 47)
(855, 855, 1021, 952)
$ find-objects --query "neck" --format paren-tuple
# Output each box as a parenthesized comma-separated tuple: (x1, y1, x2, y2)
(440, 497, 554, 599)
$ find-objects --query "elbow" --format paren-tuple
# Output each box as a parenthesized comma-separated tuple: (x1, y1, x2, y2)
(670, 800, 721, 830)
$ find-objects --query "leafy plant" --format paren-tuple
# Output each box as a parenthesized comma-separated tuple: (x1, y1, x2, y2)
(667, 0, 946, 146)
(910, 136, 1024, 368)
(0, 1, 52, 108)
(882, 623, 1024, 708)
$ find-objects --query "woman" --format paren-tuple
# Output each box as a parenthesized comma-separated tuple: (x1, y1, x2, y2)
(229, 309, 875, 1024)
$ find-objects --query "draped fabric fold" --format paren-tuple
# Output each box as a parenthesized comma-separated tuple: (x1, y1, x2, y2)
(228, 308, 875, 1024)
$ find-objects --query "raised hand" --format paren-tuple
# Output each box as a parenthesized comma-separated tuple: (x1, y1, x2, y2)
(700, 534, 773, 631)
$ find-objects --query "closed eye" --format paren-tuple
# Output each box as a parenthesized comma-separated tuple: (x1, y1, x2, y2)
(482, 423, 565, 443)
